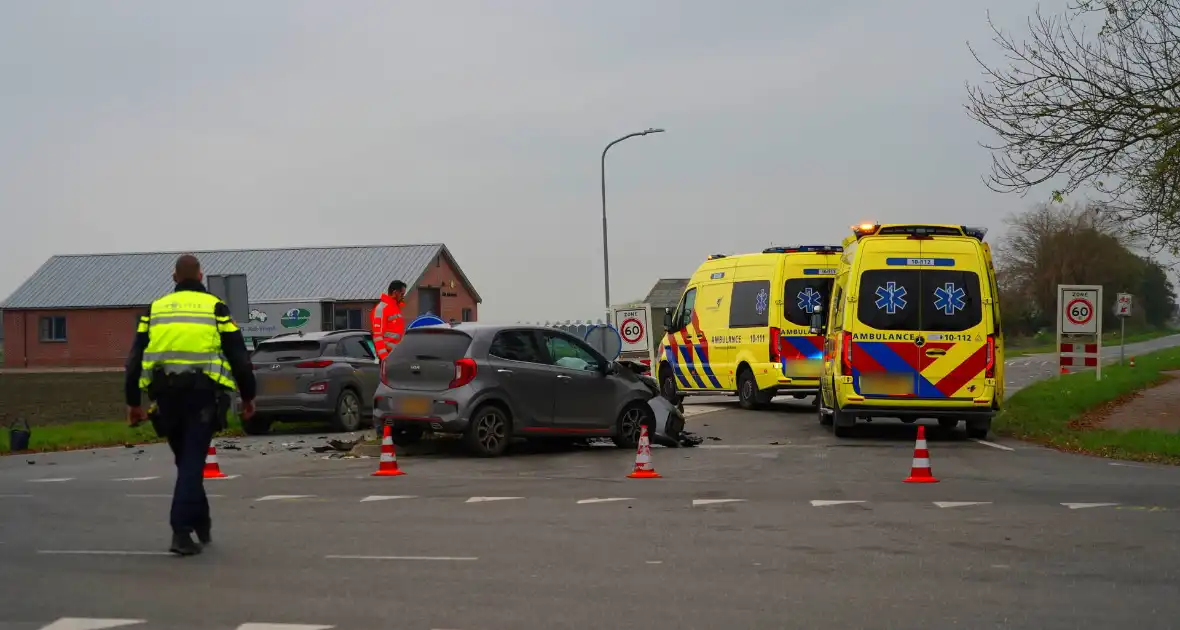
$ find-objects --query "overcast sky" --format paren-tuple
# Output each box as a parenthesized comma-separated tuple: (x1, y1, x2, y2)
(0, 0, 1055, 322)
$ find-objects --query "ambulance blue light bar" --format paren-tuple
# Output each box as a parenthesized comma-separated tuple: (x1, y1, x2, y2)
(762, 245, 844, 254)
(962, 226, 988, 241)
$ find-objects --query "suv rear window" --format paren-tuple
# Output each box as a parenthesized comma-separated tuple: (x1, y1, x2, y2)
(388, 330, 473, 361)
(857, 269, 982, 332)
(784, 278, 833, 327)
(251, 340, 323, 362)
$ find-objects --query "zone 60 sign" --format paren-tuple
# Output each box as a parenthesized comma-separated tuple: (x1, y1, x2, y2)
(1060, 286, 1100, 335)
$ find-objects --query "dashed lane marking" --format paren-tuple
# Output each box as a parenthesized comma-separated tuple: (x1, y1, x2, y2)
(970, 439, 1016, 451)
(692, 499, 746, 506)
(255, 495, 315, 502)
(577, 498, 635, 504)
(112, 477, 160, 482)
(933, 501, 992, 508)
(681, 405, 728, 418)
(465, 496, 524, 503)
(235, 625, 335, 630)
(207, 474, 241, 480)
(360, 495, 417, 502)
(324, 555, 478, 561)
(37, 550, 172, 556)
(38, 619, 146, 630)
(28, 478, 74, 483)
(810, 500, 867, 507)
(1061, 503, 1120, 509)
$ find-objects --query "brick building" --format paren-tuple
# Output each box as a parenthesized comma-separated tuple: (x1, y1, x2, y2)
(0, 244, 481, 368)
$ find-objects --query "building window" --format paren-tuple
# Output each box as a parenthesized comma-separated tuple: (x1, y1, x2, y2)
(39, 316, 67, 342)
(334, 308, 364, 330)
(462, 308, 474, 322)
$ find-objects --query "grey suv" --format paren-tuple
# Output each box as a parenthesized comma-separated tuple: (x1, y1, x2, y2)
(374, 324, 658, 456)
(242, 330, 381, 435)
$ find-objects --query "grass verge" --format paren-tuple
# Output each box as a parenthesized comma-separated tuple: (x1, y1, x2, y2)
(1, 416, 246, 454)
(995, 346, 1180, 464)
(1005, 328, 1178, 357)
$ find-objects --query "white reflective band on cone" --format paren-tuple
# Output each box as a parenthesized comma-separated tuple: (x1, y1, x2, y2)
(915, 440, 927, 449)
(911, 458, 931, 468)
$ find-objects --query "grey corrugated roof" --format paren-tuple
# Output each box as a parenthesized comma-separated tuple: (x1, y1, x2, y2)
(644, 278, 689, 309)
(1, 243, 482, 309)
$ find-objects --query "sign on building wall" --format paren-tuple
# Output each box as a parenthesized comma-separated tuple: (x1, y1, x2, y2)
(240, 301, 323, 338)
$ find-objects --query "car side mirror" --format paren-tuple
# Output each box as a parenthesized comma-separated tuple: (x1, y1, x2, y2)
(808, 305, 826, 336)
(598, 361, 615, 375)
(663, 311, 674, 329)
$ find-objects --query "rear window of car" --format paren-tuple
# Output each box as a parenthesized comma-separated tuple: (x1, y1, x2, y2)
(857, 269, 982, 332)
(251, 340, 323, 362)
(784, 278, 834, 327)
(389, 330, 473, 361)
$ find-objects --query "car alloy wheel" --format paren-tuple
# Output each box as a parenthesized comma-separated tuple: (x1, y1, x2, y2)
(335, 390, 362, 432)
(621, 406, 645, 444)
(473, 408, 508, 455)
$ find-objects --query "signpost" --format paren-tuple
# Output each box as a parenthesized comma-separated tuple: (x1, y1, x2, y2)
(1115, 293, 1132, 364)
(1056, 285, 1103, 380)
(611, 303, 654, 367)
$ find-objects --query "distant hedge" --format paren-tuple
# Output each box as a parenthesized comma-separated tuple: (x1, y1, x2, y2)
(0, 371, 124, 426)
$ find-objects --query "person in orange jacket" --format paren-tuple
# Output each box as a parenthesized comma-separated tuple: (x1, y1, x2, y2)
(371, 280, 407, 361)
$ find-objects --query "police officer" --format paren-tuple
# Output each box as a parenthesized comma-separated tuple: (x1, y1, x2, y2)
(124, 254, 257, 556)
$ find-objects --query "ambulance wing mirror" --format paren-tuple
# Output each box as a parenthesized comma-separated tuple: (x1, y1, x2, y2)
(663, 310, 674, 330)
(808, 305, 826, 336)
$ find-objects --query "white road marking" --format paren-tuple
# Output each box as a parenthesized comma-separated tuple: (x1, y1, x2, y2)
(1061, 502, 1120, 509)
(38, 618, 147, 630)
(235, 625, 334, 630)
(360, 495, 417, 502)
(37, 550, 172, 556)
(697, 444, 801, 449)
(810, 500, 866, 507)
(254, 495, 315, 502)
(1109, 462, 1151, 468)
(691, 499, 746, 506)
(933, 501, 992, 508)
(577, 498, 635, 504)
(113, 476, 160, 482)
(324, 555, 478, 561)
(28, 478, 73, 483)
(207, 475, 241, 480)
(645, 560, 663, 564)
(465, 496, 523, 503)
(125, 493, 224, 498)
(682, 405, 727, 417)
(970, 439, 1015, 451)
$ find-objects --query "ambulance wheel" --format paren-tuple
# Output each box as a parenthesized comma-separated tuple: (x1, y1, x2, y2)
(938, 419, 959, 432)
(966, 419, 991, 440)
(658, 366, 678, 402)
(737, 369, 769, 410)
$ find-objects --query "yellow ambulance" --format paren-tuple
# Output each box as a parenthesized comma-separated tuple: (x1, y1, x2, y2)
(657, 245, 843, 409)
(812, 223, 1003, 438)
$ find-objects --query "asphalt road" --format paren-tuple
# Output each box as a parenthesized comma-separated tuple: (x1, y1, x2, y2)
(3, 336, 1180, 629)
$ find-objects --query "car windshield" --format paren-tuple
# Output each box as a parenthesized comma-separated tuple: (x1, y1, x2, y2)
(251, 340, 323, 362)
(388, 330, 473, 361)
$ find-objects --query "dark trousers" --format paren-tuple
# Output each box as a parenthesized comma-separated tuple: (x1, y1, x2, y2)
(157, 389, 218, 535)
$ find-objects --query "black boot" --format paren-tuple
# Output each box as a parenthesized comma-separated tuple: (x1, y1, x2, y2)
(170, 531, 202, 556)
(195, 523, 212, 545)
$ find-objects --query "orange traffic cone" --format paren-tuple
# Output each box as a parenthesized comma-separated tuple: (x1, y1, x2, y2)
(1130, 357, 1136, 368)
(371, 425, 406, 477)
(903, 425, 938, 484)
(1060, 365, 1069, 375)
(202, 445, 228, 479)
(626, 425, 662, 479)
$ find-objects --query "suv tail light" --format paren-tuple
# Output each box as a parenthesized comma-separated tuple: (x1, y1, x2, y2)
(449, 358, 477, 389)
(985, 334, 996, 378)
(769, 327, 782, 363)
(841, 331, 853, 375)
(296, 359, 333, 368)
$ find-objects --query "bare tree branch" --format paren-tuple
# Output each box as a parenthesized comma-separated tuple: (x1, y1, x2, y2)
(966, 0, 1180, 254)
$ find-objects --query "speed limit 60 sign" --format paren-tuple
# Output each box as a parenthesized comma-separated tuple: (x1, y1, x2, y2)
(611, 304, 651, 354)
(1058, 285, 1101, 335)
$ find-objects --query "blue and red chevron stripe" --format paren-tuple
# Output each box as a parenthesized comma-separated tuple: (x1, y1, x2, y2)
(662, 311, 723, 389)
(850, 341, 988, 399)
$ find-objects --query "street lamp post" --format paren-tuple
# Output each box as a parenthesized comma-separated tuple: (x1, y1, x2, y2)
(600, 127, 665, 320)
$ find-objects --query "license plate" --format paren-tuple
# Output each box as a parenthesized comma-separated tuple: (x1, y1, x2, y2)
(262, 379, 297, 395)
(396, 397, 432, 416)
(783, 359, 822, 378)
(859, 373, 914, 396)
